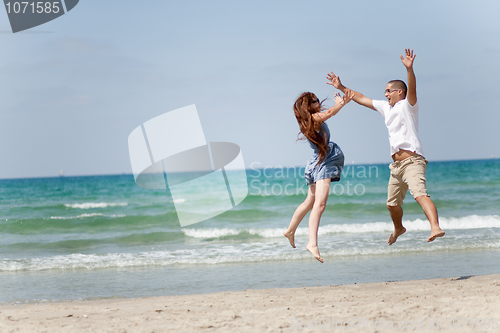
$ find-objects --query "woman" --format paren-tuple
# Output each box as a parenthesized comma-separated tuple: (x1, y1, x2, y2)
(284, 89, 353, 262)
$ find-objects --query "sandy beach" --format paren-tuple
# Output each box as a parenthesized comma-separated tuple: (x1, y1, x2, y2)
(1, 274, 499, 333)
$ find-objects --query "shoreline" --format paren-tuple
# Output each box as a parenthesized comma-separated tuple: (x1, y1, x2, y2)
(1, 274, 499, 332)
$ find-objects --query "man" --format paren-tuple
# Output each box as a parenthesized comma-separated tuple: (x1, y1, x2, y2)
(327, 49, 445, 245)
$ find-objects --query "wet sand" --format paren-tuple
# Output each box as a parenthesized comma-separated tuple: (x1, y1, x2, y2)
(1, 274, 499, 332)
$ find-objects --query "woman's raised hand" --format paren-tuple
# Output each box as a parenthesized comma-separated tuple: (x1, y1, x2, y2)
(333, 92, 343, 105)
(334, 89, 354, 106)
(343, 88, 354, 104)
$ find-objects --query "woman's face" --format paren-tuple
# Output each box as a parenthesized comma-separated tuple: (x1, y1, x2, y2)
(310, 96, 321, 113)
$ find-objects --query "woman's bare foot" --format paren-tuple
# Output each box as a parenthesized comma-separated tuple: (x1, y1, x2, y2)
(306, 244, 323, 263)
(388, 227, 406, 245)
(283, 230, 296, 248)
(428, 228, 445, 242)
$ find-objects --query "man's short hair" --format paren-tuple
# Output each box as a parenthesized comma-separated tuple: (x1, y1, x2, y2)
(388, 80, 407, 98)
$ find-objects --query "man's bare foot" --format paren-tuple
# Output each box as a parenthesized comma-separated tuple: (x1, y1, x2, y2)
(388, 227, 406, 245)
(283, 230, 296, 248)
(306, 244, 324, 263)
(428, 228, 445, 242)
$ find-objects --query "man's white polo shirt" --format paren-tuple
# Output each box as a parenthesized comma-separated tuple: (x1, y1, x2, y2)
(372, 98, 424, 157)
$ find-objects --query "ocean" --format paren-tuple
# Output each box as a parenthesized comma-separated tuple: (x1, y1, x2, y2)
(1, 159, 500, 304)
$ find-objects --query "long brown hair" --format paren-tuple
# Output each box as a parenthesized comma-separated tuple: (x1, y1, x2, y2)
(293, 92, 328, 165)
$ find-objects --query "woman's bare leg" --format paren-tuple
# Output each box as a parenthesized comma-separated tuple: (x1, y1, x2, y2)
(306, 178, 331, 263)
(284, 184, 316, 248)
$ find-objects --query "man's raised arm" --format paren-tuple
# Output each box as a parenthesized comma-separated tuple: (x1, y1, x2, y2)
(326, 72, 376, 111)
(401, 49, 417, 106)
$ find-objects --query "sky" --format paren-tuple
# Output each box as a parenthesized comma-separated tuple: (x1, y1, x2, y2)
(1, 0, 499, 179)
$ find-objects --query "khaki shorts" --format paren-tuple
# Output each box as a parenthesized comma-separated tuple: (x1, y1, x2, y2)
(387, 154, 429, 206)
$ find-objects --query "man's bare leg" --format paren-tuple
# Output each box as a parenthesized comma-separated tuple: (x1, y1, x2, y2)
(387, 204, 406, 245)
(284, 185, 315, 248)
(415, 195, 445, 242)
(305, 178, 331, 263)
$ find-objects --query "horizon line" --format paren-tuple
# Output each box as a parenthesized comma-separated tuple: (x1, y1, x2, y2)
(1, 157, 498, 181)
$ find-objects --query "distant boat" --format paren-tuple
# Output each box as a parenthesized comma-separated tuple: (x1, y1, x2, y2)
(59, 170, 65, 177)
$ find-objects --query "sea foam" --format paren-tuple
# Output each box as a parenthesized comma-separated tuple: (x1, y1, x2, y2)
(65, 202, 128, 209)
(182, 215, 500, 239)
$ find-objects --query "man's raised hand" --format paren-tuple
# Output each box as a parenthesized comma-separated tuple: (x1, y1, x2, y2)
(400, 49, 416, 69)
(327, 71, 343, 90)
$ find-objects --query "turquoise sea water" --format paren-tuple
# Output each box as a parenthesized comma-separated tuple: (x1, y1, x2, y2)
(1, 159, 500, 304)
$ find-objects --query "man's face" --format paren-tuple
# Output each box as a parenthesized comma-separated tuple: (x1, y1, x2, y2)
(384, 83, 403, 107)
